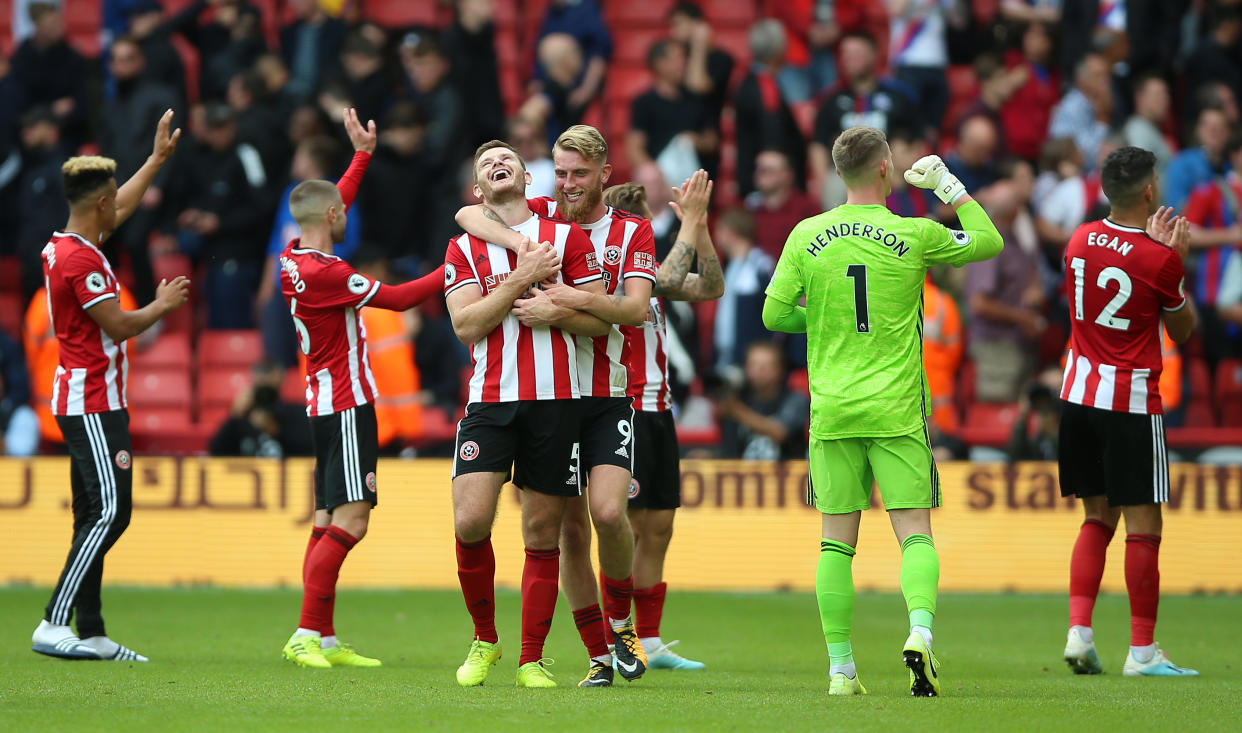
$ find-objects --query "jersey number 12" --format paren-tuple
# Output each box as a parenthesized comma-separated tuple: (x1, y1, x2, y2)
(1070, 257, 1132, 331)
(846, 264, 870, 333)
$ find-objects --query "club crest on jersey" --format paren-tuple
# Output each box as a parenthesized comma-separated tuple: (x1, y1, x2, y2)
(366, 472, 377, 492)
(628, 478, 640, 499)
(603, 245, 623, 266)
(459, 441, 480, 461)
(85, 271, 107, 294)
(444, 263, 456, 285)
(347, 273, 370, 295)
(115, 450, 131, 470)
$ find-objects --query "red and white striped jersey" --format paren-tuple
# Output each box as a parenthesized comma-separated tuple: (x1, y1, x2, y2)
(444, 213, 603, 403)
(279, 240, 382, 416)
(42, 232, 129, 415)
(528, 198, 658, 397)
(621, 297, 673, 412)
(1061, 218, 1187, 415)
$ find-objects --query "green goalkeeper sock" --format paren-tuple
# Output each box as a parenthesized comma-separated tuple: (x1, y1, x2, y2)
(817, 538, 856, 674)
(900, 533, 939, 644)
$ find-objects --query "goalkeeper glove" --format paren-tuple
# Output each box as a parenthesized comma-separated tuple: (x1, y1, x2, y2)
(904, 154, 967, 205)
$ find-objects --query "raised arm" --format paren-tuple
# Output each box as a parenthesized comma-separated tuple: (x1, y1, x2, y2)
(110, 110, 180, 240)
(337, 108, 376, 210)
(455, 204, 526, 251)
(906, 155, 1004, 264)
(653, 171, 723, 301)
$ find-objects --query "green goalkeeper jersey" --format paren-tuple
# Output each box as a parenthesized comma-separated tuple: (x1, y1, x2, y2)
(764, 200, 1003, 440)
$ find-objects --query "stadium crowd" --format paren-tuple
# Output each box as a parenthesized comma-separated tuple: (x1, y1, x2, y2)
(0, 0, 1240, 460)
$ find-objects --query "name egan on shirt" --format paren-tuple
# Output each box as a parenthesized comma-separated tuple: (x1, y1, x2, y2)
(806, 222, 910, 259)
(1086, 231, 1134, 256)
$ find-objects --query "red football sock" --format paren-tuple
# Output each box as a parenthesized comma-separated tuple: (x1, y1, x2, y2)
(303, 526, 326, 586)
(1125, 533, 1161, 647)
(1069, 519, 1114, 628)
(456, 535, 498, 644)
(633, 582, 667, 639)
(600, 572, 634, 623)
(572, 604, 611, 658)
(520, 547, 560, 665)
(299, 525, 357, 636)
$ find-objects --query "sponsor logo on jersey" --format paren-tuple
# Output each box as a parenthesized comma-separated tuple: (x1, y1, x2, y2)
(366, 472, 377, 492)
(85, 271, 107, 294)
(603, 245, 623, 266)
(444, 263, 456, 285)
(347, 273, 370, 295)
(951, 230, 971, 246)
(115, 450, 131, 470)
(628, 478, 640, 499)
(459, 441, 480, 461)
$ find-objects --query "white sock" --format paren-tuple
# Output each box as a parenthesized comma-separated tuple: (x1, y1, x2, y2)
(640, 636, 663, 655)
(80, 636, 120, 655)
(829, 662, 858, 679)
(591, 653, 612, 665)
(608, 615, 632, 633)
(1130, 644, 1156, 663)
(320, 635, 338, 649)
(33, 620, 77, 643)
(912, 625, 933, 647)
(1071, 625, 1094, 644)
(294, 628, 320, 638)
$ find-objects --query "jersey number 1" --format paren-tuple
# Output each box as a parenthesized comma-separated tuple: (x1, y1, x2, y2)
(847, 264, 870, 333)
(1070, 257, 1132, 331)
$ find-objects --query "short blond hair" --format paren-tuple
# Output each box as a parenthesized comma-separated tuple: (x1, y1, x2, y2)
(289, 180, 342, 225)
(602, 183, 649, 218)
(554, 124, 608, 164)
(62, 156, 118, 205)
(831, 126, 889, 183)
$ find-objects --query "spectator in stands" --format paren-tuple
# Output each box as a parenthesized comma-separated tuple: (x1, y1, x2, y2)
(923, 272, 963, 439)
(945, 115, 1001, 196)
(1164, 105, 1232, 211)
(164, 0, 266, 101)
(209, 360, 312, 458)
(1000, 0, 1061, 24)
(535, 0, 611, 115)
(442, 0, 505, 148)
(100, 35, 180, 305)
(627, 39, 718, 190)
(255, 53, 295, 111)
(718, 341, 809, 461)
(1183, 3, 1242, 121)
(358, 103, 430, 269)
(1036, 136, 1114, 246)
(745, 148, 820, 260)
(766, 0, 889, 101)
(1007, 379, 1061, 462)
(0, 331, 36, 457)
(668, 1, 734, 142)
(885, 128, 937, 218)
(887, 0, 967, 142)
(632, 161, 678, 260)
(955, 54, 1020, 147)
(167, 102, 274, 329)
(999, 21, 1061, 162)
(810, 31, 917, 207)
(509, 116, 554, 199)
(14, 109, 68, 301)
(1048, 53, 1115, 173)
(1123, 74, 1175, 177)
(11, 2, 87, 149)
(124, 0, 187, 107)
(521, 33, 587, 148)
(259, 134, 359, 368)
(1184, 132, 1242, 369)
(734, 19, 806, 198)
(966, 178, 1046, 403)
(228, 68, 292, 180)
(280, 0, 345, 103)
(337, 33, 390, 128)
(713, 208, 773, 371)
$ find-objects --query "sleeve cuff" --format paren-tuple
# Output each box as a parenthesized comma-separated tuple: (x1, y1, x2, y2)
(445, 279, 479, 296)
(572, 273, 605, 286)
(1162, 298, 1188, 313)
(82, 292, 117, 310)
(623, 272, 657, 283)
(355, 280, 381, 308)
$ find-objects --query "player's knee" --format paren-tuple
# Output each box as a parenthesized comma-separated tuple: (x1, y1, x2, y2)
(522, 513, 561, 548)
(455, 513, 491, 543)
(561, 515, 591, 552)
(340, 517, 368, 541)
(590, 498, 629, 533)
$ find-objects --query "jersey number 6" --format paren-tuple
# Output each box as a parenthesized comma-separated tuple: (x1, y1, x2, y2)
(289, 297, 312, 354)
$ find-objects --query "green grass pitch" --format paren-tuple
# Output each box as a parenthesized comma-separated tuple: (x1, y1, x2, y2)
(1, 588, 1238, 731)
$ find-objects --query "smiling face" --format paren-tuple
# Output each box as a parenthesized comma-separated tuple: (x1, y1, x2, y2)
(553, 147, 611, 223)
(473, 144, 530, 204)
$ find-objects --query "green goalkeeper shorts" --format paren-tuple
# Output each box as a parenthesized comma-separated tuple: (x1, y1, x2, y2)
(807, 431, 941, 514)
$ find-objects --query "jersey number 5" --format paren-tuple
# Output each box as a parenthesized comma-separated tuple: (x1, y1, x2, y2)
(846, 264, 870, 333)
(1070, 257, 1132, 331)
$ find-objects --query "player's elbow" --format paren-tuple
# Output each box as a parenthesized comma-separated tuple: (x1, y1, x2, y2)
(619, 299, 647, 326)
(1164, 311, 1196, 345)
(761, 297, 789, 332)
(453, 204, 476, 228)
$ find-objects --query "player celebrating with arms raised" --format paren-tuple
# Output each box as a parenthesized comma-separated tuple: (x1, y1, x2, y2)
(1058, 147, 1199, 678)
(763, 126, 1003, 696)
(32, 110, 188, 662)
(279, 110, 445, 669)
(446, 140, 609, 689)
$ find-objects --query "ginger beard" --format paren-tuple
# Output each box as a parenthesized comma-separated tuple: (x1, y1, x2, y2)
(552, 148, 608, 224)
(555, 179, 602, 223)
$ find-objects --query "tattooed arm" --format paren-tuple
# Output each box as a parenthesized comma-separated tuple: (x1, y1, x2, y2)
(654, 226, 725, 302)
(454, 204, 526, 251)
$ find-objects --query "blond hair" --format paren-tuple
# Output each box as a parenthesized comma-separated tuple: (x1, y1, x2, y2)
(289, 180, 343, 226)
(602, 183, 650, 218)
(831, 126, 890, 183)
(62, 156, 118, 205)
(554, 124, 608, 164)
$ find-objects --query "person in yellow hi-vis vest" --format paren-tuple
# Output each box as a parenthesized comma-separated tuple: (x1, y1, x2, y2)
(922, 274, 963, 436)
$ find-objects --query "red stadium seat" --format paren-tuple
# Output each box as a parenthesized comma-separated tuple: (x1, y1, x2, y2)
(1214, 359, 1242, 427)
(613, 27, 666, 66)
(790, 99, 817, 139)
(131, 332, 192, 370)
(130, 407, 195, 433)
(280, 367, 306, 406)
(713, 27, 752, 73)
(0, 255, 20, 293)
(958, 401, 1019, 447)
(0, 292, 21, 340)
(1184, 400, 1217, 428)
(197, 365, 253, 411)
(677, 423, 721, 447)
(603, 0, 676, 26)
(197, 329, 263, 369)
(418, 406, 457, 445)
(607, 64, 653, 106)
(701, 0, 759, 26)
(359, 0, 440, 28)
(1187, 357, 1211, 399)
(197, 405, 231, 432)
(788, 369, 809, 396)
(128, 368, 193, 409)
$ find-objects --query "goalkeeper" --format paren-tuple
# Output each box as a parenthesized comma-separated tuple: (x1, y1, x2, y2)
(763, 126, 1003, 697)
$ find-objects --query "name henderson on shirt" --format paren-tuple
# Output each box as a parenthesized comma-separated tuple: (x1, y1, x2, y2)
(804, 220, 911, 259)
